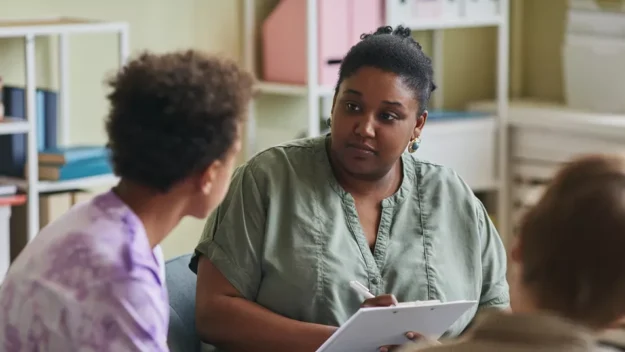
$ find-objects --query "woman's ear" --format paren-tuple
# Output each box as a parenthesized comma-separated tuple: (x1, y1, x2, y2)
(413, 110, 428, 139)
(510, 235, 522, 263)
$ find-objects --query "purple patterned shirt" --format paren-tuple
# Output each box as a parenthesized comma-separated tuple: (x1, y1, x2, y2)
(0, 191, 169, 351)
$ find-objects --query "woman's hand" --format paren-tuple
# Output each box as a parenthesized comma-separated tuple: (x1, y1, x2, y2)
(378, 332, 425, 352)
(361, 294, 399, 308)
(360, 295, 439, 352)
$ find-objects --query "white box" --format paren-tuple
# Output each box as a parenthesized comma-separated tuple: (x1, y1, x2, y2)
(567, 9, 625, 38)
(563, 34, 625, 114)
(465, 0, 500, 19)
(417, 116, 496, 191)
(411, 0, 444, 19)
(389, 0, 462, 23)
(1, 205, 11, 283)
(569, 0, 625, 12)
(442, 0, 463, 19)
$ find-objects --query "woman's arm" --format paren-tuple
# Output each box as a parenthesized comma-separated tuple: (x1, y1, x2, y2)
(474, 199, 510, 310)
(195, 256, 336, 352)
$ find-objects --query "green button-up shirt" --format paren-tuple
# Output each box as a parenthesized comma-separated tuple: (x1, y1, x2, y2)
(191, 135, 509, 346)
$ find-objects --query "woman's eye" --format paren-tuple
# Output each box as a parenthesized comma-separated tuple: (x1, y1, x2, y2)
(380, 113, 396, 121)
(346, 103, 360, 112)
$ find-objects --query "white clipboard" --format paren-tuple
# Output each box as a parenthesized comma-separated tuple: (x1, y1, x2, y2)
(316, 300, 477, 352)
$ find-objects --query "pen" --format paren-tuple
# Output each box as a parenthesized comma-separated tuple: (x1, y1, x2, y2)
(349, 280, 375, 299)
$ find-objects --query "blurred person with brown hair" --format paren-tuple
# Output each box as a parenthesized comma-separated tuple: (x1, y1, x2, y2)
(400, 154, 625, 352)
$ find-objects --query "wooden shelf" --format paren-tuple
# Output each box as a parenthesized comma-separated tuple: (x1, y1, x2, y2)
(38, 174, 119, 193)
(256, 81, 334, 97)
(0, 118, 29, 135)
(468, 99, 625, 138)
(0, 16, 128, 241)
(403, 16, 503, 31)
(0, 174, 119, 193)
(0, 17, 127, 38)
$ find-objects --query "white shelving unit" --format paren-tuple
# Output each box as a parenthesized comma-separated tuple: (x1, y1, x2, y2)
(243, 0, 326, 157)
(242, 0, 510, 236)
(0, 17, 128, 241)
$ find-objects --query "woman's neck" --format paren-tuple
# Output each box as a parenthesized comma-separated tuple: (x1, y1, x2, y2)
(113, 180, 186, 248)
(328, 149, 403, 199)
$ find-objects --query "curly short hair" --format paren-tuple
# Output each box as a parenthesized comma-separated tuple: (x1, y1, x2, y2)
(105, 50, 254, 192)
(337, 25, 436, 116)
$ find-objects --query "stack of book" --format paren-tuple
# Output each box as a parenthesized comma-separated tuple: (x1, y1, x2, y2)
(0, 84, 58, 177)
(33, 146, 113, 181)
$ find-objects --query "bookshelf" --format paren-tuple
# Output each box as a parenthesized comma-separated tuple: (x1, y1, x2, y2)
(0, 17, 127, 241)
(242, 0, 511, 236)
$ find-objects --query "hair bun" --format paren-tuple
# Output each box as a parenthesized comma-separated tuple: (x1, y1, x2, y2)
(392, 25, 412, 38)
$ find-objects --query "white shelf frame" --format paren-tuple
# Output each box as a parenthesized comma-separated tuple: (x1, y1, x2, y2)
(0, 17, 129, 241)
(0, 118, 30, 135)
(243, 0, 327, 157)
(242, 0, 510, 236)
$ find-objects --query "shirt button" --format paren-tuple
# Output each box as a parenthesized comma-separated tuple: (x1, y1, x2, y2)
(371, 277, 379, 285)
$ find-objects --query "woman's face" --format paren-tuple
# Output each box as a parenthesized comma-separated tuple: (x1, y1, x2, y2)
(330, 66, 426, 179)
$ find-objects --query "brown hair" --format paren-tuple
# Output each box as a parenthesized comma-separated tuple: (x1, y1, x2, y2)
(519, 154, 625, 328)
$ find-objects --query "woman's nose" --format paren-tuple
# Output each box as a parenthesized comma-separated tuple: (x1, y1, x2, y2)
(354, 115, 375, 138)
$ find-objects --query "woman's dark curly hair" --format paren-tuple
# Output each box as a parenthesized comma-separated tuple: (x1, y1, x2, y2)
(105, 50, 254, 192)
(336, 25, 437, 116)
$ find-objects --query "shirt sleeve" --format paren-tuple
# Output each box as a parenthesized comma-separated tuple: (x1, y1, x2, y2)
(474, 198, 511, 310)
(190, 163, 266, 300)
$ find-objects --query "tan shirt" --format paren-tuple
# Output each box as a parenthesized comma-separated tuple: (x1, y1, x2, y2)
(598, 324, 625, 351)
(398, 311, 617, 352)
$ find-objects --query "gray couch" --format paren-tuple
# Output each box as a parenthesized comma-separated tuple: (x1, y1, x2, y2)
(165, 253, 202, 352)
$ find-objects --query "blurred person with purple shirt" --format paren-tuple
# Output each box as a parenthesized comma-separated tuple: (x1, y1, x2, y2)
(0, 50, 254, 351)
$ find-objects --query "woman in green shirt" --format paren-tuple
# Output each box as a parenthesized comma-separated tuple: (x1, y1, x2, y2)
(190, 25, 509, 352)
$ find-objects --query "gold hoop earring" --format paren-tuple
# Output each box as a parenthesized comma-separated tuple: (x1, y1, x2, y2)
(408, 136, 421, 153)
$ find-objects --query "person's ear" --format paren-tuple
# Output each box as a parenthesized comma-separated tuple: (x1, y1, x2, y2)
(198, 160, 223, 195)
(612, 315, 625, 328)
(510, 235, 522, 264)
(412, 110, 428, 139)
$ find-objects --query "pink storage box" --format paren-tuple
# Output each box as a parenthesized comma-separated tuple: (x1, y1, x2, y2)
(262, 0, 383, 86)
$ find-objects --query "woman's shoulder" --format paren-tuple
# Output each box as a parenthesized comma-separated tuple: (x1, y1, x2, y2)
(238, 136, 327, 180)
(405, 154, 473, 195)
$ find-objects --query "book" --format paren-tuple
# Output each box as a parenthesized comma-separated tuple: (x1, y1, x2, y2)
(0, 194, 26, 206)
(0, 86, 58, 177)
(0, 184, 17, 197)
(427, 110, 490, 122)
(38, 145, 109, 165)
(35, 156, 113, 181)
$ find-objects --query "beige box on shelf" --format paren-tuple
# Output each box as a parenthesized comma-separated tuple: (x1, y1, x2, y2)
(10, 192, 77, 260)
